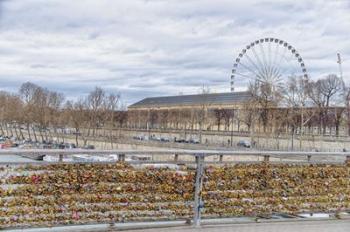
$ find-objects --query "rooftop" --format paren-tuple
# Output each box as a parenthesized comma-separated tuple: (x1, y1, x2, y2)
(128, 91, 251, 109)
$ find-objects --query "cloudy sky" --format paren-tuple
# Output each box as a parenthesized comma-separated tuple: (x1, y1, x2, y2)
(0, 0, 349, 105)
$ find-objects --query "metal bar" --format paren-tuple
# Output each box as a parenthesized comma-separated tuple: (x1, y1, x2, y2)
(0, 160, 347, 166)
(264, 155, 270, 162)
(251, 46, 268, 78)
(307, 155, 312, 162)
(346, 156, 350, 164)
(234, 60, 265, 81)
(258, 43, 269, 78)
(244, 53, 266, 79)
(193, 153, 205, 227)
(58, 154, 63, 162)
(118, 154, 125, 162)
(2, 149, 350, 156)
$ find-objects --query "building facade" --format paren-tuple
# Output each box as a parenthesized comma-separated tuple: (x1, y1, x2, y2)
(127, 92, 252, 131)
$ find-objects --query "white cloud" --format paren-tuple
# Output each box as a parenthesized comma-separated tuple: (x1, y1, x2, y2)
(0, 0, 349, 105)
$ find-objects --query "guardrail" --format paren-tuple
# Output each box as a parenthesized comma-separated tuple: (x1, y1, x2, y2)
(2, 149, 350, 157)
(1, 149, 350, 163)
(1, 149, 350, 229)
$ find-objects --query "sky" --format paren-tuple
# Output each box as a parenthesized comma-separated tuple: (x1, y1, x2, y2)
(0, 0, 349, 105)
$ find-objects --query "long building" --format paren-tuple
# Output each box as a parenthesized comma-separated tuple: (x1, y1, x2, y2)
(127, 91, 347, 136)
(129, 91, 251, 110)
(127, 91, 252, 131)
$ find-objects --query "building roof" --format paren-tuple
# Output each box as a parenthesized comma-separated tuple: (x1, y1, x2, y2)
(128, 91, 251, 109)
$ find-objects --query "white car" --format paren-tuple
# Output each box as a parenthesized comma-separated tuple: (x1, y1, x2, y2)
(237, 140, 251, 148)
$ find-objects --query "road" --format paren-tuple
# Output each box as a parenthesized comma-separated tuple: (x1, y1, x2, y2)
(0, 154, 38, 163)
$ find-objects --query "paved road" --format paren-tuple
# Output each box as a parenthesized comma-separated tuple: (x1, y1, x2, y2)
(124, 220, 350, 232)
(0, 154, 38, 163)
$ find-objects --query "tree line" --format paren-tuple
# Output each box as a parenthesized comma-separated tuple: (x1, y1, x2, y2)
(0, 74, 348, 150)
(0, 82, 126, 146)
(127, 74, 349, 149)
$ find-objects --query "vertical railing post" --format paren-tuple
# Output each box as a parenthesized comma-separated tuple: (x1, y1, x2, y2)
(193, 153, 205, 227)
(118, 154, 125, 162)
(307, 155, 312, 162)
(263, 155, 270, 162)
(59, 153, 63, 162)
(345, 156, 350, 164)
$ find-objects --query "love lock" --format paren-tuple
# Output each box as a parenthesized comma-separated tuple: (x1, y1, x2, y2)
(199, 200, 205, 209)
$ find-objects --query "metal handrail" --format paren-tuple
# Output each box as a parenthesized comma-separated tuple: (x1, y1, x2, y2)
(1, 149, 350, 157)
(1, 148, 350, 228)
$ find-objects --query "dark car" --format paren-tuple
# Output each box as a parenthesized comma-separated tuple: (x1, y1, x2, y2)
(175, 138, 186, 143)
(83, 145, 95, 149)
(189, 138, 200, 144)
(58, 143, 66, 149)
(64, 143, 76, 149)
(160, 137, 170, 142)
(11, 143, 19, 147)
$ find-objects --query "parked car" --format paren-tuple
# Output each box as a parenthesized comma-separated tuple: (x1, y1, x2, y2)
(152, 137, 162, 141)
(189, 138, 200, 144)
(11, 143, 19, 147)
(160, 137, 170, 142)
(58, 143, 66, 149)
(83, 145, 95, 150)
(237, 140, 251, 148)
(64, 143, 76, 149)
(175, 138, 186, 143)
(133, 135, 146, 140)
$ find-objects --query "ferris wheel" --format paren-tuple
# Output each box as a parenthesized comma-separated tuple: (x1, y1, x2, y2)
(230, 38, 308, 92)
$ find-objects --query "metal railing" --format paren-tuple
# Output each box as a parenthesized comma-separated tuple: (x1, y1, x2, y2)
(1, 149, 350, 229)
(1, 149, 350, 164)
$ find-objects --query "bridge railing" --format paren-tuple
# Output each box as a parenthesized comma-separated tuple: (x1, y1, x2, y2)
(1, 149, 350, 229)
(1, 148, 350, 164)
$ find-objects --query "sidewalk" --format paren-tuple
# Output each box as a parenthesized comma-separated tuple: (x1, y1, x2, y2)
(124, 220, 350, 232)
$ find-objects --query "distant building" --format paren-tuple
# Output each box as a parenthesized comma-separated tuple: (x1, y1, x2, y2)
(127, 92, 251, 131)
(127, 91, 347, 137)
(128, 91, 251, 110)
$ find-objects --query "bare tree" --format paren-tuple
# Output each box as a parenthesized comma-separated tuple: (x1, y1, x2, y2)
(196, 86, 212, 143)
(249, 81, 284, 132)
(87, 87, 105, 137)
(158, 110, 169, 130)
(285, 75, 315, 149)
(65, 99, 88, 146)
(47, 91, 65, 142)
(32, 86, 50, 142)
(213, 109, 225, 131)
(19, 82, 40, 141)
(103, 93, 120, 148)
(330, 107, 345, 136)
(0, 92, 24, 139)
(344, 87, 350, 136)
(308, 74, 342, 135)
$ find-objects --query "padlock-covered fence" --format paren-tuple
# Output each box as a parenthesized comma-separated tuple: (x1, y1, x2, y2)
(0, 162, 195, 229)
(1, 149, 350, 229)
(202, 163, 350, 217)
